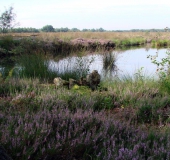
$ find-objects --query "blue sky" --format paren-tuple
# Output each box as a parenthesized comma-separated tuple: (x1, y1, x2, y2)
(1, 0, 170, 30)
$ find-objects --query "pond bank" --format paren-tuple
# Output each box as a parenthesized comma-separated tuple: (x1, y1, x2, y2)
(0, 35, 150, 56)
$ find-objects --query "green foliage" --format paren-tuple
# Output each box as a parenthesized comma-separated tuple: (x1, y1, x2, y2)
(15, 54, 57, 81)
(56, 56, 94, 81)
(137, 105, 153, 123)
(41, 25, 55, 32)
(151, 39, 170, 47)
(92, 95, 114, 110)
(147, 49, 170, 94)
(1, 78, 39, 95)
(0, 35, 24, 55)
(70, 28, 80, 32)
(103, 52, 117, 71)
(112, 38, 145, 47)
(0, 6, 18, 33)
(74, 56, 94, 78)
(55, 27, 69, 32)
(0, 35, 14, 50)
(11, 27, 39, 33)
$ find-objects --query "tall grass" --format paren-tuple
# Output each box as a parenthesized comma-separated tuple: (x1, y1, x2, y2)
(152, 39, 170, 47)
(1, 32, 170, 58)
(102, 52, 117, 71)
(14, 53, 57, 82)
(10, 53, 94, 81)
(52, 56, 94, 81)
(4, 32, 170, 42)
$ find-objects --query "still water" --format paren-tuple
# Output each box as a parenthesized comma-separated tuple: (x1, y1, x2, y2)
(49, 48, 168, 79)
(0, 47, 168, 79)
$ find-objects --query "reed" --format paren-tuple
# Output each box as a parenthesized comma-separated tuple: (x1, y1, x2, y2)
(102, 51, 117, 72)
(14, 53, 57, 82)
(8, 53, 93, 82)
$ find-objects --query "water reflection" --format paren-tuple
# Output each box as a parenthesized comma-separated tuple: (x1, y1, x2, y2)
(49, 48, 167, 79)
(0, 47, 168, 79)
(116, 48, 167, 78)
(0, 57, 15, 77)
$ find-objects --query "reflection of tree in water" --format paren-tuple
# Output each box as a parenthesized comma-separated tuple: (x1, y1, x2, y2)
(0, 57, 16, 78)
(102, 52, 118, 78)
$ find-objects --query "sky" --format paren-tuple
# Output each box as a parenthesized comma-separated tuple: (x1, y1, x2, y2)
(0, 0, 170, 30)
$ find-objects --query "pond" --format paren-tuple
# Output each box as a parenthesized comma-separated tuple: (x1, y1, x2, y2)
(49, 47, 168, 79)
(0, 47, 168, 80)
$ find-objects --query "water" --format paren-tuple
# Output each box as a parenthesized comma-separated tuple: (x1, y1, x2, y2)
(115, 48, 167, 77)
(49, 48, 168, 79)
(0, 47, 168, 79)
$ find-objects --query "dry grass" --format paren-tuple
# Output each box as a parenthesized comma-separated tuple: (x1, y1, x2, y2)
(1, 32, 170, 41)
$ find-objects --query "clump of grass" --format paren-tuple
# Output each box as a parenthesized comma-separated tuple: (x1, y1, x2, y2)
(14, 53, 57, 82)
(0, 77, 39, 97)
(103, 52, 117, 71)
(49, 55, 94, 81)
(112, 37, 145, 47)
(1, 52, 94, 82)
(152, 39, 170, 47)
(0, 35, 14, 51)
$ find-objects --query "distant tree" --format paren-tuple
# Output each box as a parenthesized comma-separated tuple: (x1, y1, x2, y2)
(90, 28, 96, 32)
(82, 29, 89, 32)
(55, 27, 69, 32)
(97, 28, 105, 32)
(71, 28, 80, 32)
(0, 6, 19, 33)
(11, 27, 39, 33)
(41, 25, 55, 32)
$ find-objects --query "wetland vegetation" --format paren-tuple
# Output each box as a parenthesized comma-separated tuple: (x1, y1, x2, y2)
(1, 32, 170, 159)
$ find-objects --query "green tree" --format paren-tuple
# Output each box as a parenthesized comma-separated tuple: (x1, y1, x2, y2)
(90, 28, 96, 32)
(0, 6, 18, 33)
(97, 28, 105, 32)
(55, 27, 69, 32)
(71, 28, 80, 32)
(82, 29, 89, 32)
(41, 25, 55, 32)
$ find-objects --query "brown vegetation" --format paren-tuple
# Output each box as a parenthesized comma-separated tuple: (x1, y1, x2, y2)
(1, 32, 170, 41)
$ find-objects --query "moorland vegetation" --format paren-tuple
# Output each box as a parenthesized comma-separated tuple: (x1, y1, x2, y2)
(0, 6, 170, 160)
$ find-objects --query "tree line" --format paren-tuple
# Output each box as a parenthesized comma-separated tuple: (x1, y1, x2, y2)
(0, 7, 169, 33)
(1, 25, 169, 33)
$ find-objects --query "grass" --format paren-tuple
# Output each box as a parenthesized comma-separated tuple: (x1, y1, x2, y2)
(0, 72, 170, 159)
(102, 52, 117, 71)
(2, 32, 170, 41)
(152, 39, 170, 47)
(1, 32, 170, 159)
(1, 32, 170, 59)
(9, 53, 93, 82)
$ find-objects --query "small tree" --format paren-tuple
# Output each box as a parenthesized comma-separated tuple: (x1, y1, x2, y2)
(0, 6, 19, 33)
(41, 25, 55, 32)
(71, 28, 80, 32)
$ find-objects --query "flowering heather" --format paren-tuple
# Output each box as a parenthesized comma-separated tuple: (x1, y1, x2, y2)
(0, 103, 170, 159)
(0, 77, 170, 159)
